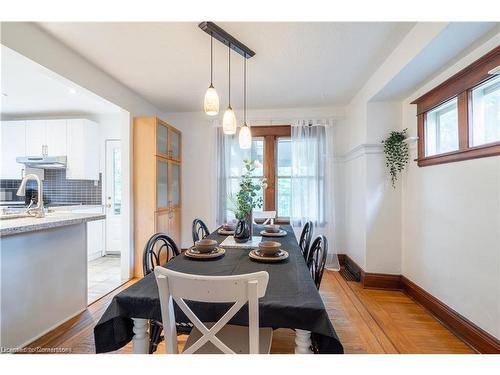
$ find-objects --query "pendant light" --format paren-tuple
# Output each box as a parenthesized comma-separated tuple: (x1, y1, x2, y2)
(222, 43, 237, 135)
(239, 54, 252, 149)
(204, 33, 219, 115)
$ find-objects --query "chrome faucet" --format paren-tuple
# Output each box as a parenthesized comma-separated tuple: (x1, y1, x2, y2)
(16, 174, 45, 218)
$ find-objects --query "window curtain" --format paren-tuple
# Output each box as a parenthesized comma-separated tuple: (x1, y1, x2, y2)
(291, 119, 339, 270)
(214, 125, 228, 226)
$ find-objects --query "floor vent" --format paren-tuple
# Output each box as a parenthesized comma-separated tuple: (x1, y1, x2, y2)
(339, 266, 359, 282)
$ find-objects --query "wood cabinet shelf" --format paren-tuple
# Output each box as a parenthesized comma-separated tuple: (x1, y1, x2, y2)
(133, 117, 182, 277)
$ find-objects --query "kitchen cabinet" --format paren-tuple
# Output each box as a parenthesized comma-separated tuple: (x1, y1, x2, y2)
(133, 117, 182, 277)
(0, 121, 26, 179)
(156, 119, 181, 162)
(69, 206, 105, 260)
(25, 119, 67, 156)
(66, 119, 100, 180)
(168, 127, 181, 161)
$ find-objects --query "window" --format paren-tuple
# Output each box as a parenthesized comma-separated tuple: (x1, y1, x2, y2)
(224, 126, 291, 222)
(425, 98, 459, 156)
(470, 74, 500, 147)
(226, 137, 264, 219)
(277, 138, 291, 218)
(412, 46, 500, 167)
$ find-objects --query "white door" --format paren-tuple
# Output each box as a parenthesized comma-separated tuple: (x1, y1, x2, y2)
(105, 140, 122, 254)
(45, 119, 67, 156)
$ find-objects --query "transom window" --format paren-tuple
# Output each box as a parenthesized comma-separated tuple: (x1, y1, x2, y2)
(412, 46, 500, 167)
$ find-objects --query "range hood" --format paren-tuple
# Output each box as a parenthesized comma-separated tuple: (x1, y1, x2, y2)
(16, 156, 67, 169)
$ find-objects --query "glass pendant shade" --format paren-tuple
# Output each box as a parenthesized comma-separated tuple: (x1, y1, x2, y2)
(204, 84, 219, 115)
(222, 106, 237, 134)
(239, 124, 252, 149)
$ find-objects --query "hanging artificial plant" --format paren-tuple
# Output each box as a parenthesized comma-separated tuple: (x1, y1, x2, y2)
(382, 129, 409, 187)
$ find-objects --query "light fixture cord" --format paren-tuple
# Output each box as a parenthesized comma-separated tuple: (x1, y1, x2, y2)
(228, 43, 231, 106)
(210, 34, 213, 85)
(244, 54, 247, 125)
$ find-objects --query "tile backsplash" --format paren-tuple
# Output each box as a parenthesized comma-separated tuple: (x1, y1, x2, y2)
(0, 169, 102, 205)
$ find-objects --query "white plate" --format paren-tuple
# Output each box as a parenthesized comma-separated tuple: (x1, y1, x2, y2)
(249, 249, 289, 263)
(218, 229, 235, 235)
(260, 229, 287, 237)
(184, 247, 225, 259)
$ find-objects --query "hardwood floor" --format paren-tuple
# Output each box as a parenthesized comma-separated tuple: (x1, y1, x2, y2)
(26, 269, 475, 354)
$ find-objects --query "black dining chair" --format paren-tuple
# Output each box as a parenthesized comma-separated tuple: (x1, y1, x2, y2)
(143, 233, 189, 353)
(299, 221, 313, 261)
(306, 235, 328, 291)
(192, 218, 210, 245)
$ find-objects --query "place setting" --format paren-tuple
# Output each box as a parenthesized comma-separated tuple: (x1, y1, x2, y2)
(260, 224, 287, 237)
(249, 240, 289, 263)
(184, 239, 225, 260)
(217, 222, 236, 235)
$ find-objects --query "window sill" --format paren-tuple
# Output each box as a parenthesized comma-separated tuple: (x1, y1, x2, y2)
(417, 142, 500, 167)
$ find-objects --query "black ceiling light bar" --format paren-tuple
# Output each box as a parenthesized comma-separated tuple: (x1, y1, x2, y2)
(199, 22, 255, 59)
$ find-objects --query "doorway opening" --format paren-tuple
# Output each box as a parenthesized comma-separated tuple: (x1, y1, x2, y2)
(87, 139, 126, 303)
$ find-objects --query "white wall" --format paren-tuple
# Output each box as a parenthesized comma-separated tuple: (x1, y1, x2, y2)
(162, 107, 346, 250)
(401, 34, 500, 339)
(1, 22, 164, 279)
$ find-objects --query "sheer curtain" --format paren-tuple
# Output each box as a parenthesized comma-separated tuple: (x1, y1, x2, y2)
(214, 126, 228, 226)
(291, 119, 339, 270)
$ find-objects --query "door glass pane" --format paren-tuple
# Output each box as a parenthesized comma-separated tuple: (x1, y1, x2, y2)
(225, 137, 265, 220)
(170, 163, 180, 206)
(277, 138, 291, 217)
(113, 147, 122, 214)
(170, 130, 180, 159)
(157, 159, 168, 208)
(277, 178, 291, 218)
(425, 98, 459, 156)
(157, 124, 168, 155)
(470, 75, 500, 147)
(227, 137, 264, 177)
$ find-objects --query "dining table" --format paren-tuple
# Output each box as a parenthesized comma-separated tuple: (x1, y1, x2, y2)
(93, 224, 344, 354)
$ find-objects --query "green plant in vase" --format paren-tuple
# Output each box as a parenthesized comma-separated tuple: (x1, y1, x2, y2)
(228, 159, 267, 242)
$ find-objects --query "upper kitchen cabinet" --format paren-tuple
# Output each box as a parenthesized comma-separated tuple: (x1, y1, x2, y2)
(66, 119, 100, 181)
(25, 119, 67, 156)
(0, 121, 26, 179)
(168, 127, 181, 161)
(155, 118, 181, 162)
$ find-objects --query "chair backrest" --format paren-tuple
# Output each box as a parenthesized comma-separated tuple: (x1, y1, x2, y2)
(192, 218, 210, 244)
(306, 235, 328, 290)
(252, 210, 276, 225)
(299, 221, 313, 260)
(154, 267, 269, 354)
(143, 233, 180, 276)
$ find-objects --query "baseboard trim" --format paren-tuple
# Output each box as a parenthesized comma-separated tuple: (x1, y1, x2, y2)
(338, 253, 500, 353)
(363, 272, 402, 290)
(401, 276, 500, 354)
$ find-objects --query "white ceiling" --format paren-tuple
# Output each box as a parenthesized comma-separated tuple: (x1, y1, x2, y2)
(37, 22, 416, 112)
(0, 45, 122, 118)
(373, 22, 499, 101)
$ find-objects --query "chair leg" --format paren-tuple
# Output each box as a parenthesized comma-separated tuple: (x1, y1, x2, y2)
(149, 321, 163, 354)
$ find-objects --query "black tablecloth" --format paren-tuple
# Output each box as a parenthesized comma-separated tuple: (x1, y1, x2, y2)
(94, 225, 344, 354)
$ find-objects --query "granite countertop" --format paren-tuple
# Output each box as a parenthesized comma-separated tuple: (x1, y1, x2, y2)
(0, 212, 106, 237)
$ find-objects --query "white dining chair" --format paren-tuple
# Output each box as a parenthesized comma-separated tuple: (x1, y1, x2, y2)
(253, 210, 276, 225)
(154, 267, 272, 354)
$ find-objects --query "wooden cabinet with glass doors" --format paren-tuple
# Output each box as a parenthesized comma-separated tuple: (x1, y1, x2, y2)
(133, 117, 181, 277)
